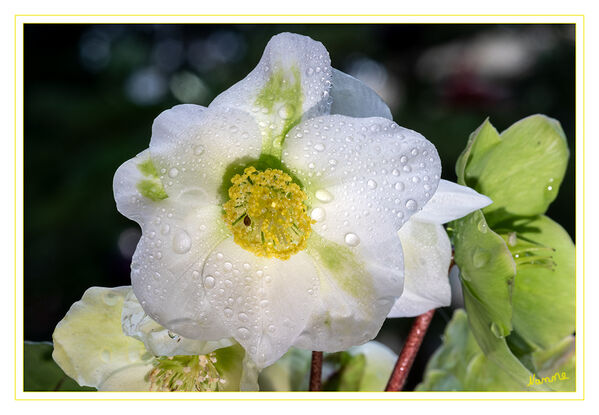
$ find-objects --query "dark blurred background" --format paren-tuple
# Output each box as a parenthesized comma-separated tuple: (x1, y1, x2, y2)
(24, 24, 575, 389)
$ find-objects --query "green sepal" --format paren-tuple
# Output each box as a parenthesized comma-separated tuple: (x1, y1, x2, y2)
(456, 115, 569, 225)
(452, 211, 549, 390)
(453, 210, 515, 336)
(502, 215, 575, 350)
(323, 352, 367, 391)
(417, 310, 554, 391)
(24, 342, 95, 391)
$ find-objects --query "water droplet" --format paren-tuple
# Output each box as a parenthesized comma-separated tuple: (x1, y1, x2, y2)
(224, 262, 233, 272)
(310, 207, 326, 222)
(237, 327, 250, 339)
(344, 232, 360, 247)
(472, 248, 490, 268)
(103, 292, 118, 306)
(306, 67, 314, 76)
(194, 145, 205, 155)
(490, 322, 505, 338)
(243, 263, 251, 271)
(477, 220, 488, 233)
(392, 169, 400, 176)
(161, 224, 170, 235)
(394, 182, 405, 191)
(238, 312, 249, 322)
(328, 159, 337, 166)
(168, 168, 179, 178)
(267, 324, 276, 333)
(100, 349, 111, 362)
(314, 143, 325, 152)
(223, 308, 234, 318)
(315, 189, 333, 203)
(367, 179, 377, 189)
(405, 199, 417, 210)
(259, 299, 269, 308)
(278, 104, 295, 120)
(172, 230, 192, 254)
(400, 156, 408, 164)
(204, 275, 215, 289)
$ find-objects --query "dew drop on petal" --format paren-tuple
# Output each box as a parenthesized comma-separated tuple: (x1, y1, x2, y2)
(204, 275, 215, 289)
(315, 189, 333, 203)
(194, 145, 205, 155)
(160, 224, 170, 235)
(224, 262, 233, 272)
(172, 230, 192, 254)
(314, 143, 325, 152)
(168, 168, 179, 178)
(223, 308, 234, 318)
(100, 350, 111, 362)
(310, 207, 326, 222)
(367, 179, 377, 189)
(405, 199, 417, 211)
(394, 182, 405, 191)
(344, 233, 360, 247)
(237, 327, 250, 339)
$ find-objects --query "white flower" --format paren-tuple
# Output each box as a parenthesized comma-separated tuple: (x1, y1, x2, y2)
(52, 286, 257, 391)
(113, 32, 489, 369)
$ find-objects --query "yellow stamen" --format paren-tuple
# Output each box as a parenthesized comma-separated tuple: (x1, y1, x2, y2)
(223, 166, 313, 260)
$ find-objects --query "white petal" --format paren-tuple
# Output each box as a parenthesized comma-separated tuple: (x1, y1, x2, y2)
(387, 220, 452, 317)
(52, 286, 153, 390)
(113, 149, 162, 223)
(210, 33, 332, 156)
(412, 179, 493, 224)
(330, 68, 392, 120)
(294, 233, 403, 352)
(98, 363, 155, 391)
(149, 104, 263, 203)
(200, 239, 319, 369)
(121, 289, 234, 357)
(283, 114, 441, 281)
(130, 202, 232, 342)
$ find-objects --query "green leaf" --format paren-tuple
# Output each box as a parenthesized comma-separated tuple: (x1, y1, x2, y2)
(453, 210, 515, 336)
(453, 211, 549, 390)
(323, 352, 367, 391)
(456, 115, 569, 224)
(258, 348, 311, 391)
(24, 342, 95, 391)
(504, 216, 576, 350)
(530, 336, 576, 392)
(418, 310, 543, 391)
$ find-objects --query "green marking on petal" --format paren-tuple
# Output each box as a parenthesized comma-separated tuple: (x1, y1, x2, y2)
(255, 65, 304, 159)
(217, 154, 306, 204)
(137, 159, 160, 177)
(137, 179, 168, 201)
(136, 158, 168, 201)
(306, 233, 373, 301)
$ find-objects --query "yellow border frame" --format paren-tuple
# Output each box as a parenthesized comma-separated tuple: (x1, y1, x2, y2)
(13, 14, 585, 402)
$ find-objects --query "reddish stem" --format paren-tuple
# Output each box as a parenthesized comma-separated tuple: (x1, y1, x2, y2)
(385, 309, 436, 391)
(309, 351, 323, 391)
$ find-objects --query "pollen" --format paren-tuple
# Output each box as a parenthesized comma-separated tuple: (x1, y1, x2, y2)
(223, 166, 313, 260)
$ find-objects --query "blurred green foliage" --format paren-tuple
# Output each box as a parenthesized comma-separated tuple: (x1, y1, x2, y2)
(24, 24, 575, 389)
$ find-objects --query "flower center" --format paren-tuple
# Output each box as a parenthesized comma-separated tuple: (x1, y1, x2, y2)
(149, 354, 225, 391)
(223, 166, 313, 260)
